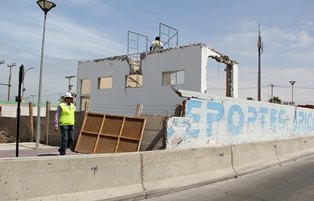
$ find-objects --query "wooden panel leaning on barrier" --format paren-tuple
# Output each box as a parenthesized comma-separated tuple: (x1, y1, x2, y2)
(75, 112, 146, 154)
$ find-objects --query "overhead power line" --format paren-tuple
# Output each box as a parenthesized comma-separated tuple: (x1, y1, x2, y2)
(264, 84, 314, 90)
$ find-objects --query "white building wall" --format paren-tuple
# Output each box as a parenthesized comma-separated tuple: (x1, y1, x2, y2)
(141, 45, 204, 95)
(202, 47, 221, 93)
(77, 45, 208, 115)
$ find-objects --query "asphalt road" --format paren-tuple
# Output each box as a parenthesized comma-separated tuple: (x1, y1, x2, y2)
(144, 154, 314, 201)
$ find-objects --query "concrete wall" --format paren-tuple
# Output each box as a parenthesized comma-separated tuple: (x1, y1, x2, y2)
(0, 104, 48, 117)
(0, 111, 166, 151)
(0, 116, 33, 142)
(167, 91, 314, 149)
(1, 137, 314, 201)
(139, 114, 167, 151)
(0, 111, 84, 145)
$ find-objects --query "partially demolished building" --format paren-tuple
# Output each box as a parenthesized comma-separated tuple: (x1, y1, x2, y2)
(77, 43, 238, 116)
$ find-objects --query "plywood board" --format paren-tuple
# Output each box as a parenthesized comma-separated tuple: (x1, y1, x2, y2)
(75, 132, 97, 153)
(101, 115, 123, 136)
(121, 118, 144, 139)
(75, 112, 146, 154)
(94, 136, 117, 153)
(83, 113, 103, 133)
(116, 139, 138, 153)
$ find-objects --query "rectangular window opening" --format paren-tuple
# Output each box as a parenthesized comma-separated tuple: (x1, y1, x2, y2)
(126, 74, 143, 88)
(162, 70, 185, 86)
(98, 76, 112, 89)
(81, 79, 91, 95)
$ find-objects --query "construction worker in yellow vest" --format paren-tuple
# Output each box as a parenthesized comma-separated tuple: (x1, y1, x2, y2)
(54, 92, 75, 155)
(150, 36, 163, 52)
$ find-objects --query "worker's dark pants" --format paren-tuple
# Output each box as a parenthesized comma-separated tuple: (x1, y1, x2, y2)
(59, 125, 74, 155)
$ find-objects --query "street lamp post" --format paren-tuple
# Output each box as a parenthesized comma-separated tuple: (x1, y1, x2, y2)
(36, 0, 56, 149)
(22, 67, 34, 100)
(289, 81, 296, 105)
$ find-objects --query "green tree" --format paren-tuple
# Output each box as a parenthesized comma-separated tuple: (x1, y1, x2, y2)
(268, 96, 282, 104)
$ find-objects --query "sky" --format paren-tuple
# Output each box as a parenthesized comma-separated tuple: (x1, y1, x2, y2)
(0, 0, 313, 105)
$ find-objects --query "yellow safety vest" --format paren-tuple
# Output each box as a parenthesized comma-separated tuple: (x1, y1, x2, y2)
(59, 103, 75, 126)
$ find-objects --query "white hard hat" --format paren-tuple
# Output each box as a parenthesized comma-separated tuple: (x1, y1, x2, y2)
(64, 92, 73, 98)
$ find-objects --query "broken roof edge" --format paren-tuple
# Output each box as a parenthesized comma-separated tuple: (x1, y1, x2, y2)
(78, 54, 129, 64)
(142, 42, 238, 65)
(175, 89, 235, 101)
(78, 42, 238, 64)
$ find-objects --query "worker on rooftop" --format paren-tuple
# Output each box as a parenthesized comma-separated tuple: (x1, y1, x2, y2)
(150, 36, 163, 52)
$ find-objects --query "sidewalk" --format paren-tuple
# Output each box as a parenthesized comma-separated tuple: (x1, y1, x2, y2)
(0, 142, 80, 158)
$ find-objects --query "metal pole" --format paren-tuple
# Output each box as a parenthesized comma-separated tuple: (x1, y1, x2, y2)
(16, 65, 24, 157)
(36, 13, 47, 149)
(45, 101, 50, 145)
(257, 24, 263, 101)
(292, 85, 294, 103)
(271, 84, 274, 99)
(7, 63, 16, 102)
(289, 81, 296, 105)
(0, 60, 4, 97)
(127, 31, 130, 55)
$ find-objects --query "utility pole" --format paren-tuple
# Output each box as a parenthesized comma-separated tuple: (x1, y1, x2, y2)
(65, 75, 76, 92)
(7, 63, 16, 102)
(0, 60, 4, 97)
(270, 84, 274, 100)
(257, 24, 263, 101)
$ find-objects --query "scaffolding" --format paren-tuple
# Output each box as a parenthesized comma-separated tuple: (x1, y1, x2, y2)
(159, 22, 178, 49)
(126, 23, 179, 76)
(127, 23, 179, 61)
(127, 31, 149, 62)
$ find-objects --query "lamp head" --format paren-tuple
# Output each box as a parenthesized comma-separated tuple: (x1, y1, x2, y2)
(37, 0, 56, 14)
(289, 81, 296, 86)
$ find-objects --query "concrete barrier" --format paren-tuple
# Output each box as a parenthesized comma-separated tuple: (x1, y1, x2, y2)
(276, 138, 308, 162)
(232, 141, 278, 176)
(0, 153, 143, 201)
(1, 137, 314, 201)
(303, 137, 314, 153)
(142, 146, 234, 194)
